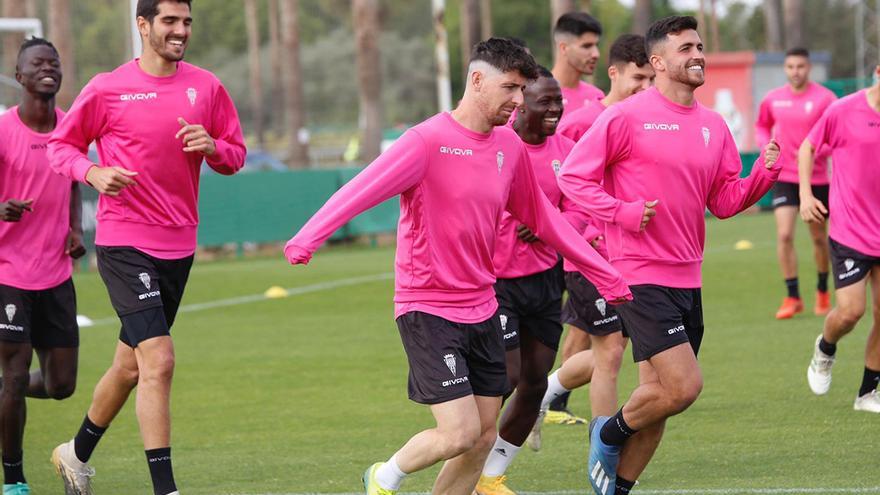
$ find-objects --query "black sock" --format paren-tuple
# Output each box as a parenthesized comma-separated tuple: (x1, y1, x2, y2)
(817, 272, 829, 293)
(858, 367, 880, 397)
(785, 277, 800, 299)
(2, 453, 24, 484)
(818, 337, 837, 357)
(146, 447, 177, 495)
(549, 390, 571, 411)
(599, 409, 636, 446)
(74, 415, 108, 463)
(616, 476, 636, 495)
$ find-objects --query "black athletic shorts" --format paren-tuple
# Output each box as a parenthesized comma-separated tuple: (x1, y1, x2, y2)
(615, 285, 704, 362)
(494, 263, 564, 351)
(396, 311, 509, 405)
(0, 278, 78, 348)
(561, 271, 625, 337)
(830, 238, 879, 289)
(771, 181, 829, 210)
(96, 246, 193, 347)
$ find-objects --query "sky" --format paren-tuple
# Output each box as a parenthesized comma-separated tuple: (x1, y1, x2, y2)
(617, 0, 763, 16)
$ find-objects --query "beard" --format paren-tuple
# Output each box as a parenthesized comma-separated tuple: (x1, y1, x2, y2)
(149, 32, 186, 62)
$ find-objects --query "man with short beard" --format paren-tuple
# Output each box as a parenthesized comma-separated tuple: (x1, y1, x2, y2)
(558, 17, 781, 495)
(284, 38, 630, 495)
(551, 12, 605, 118)
(47, 1, 246, 494)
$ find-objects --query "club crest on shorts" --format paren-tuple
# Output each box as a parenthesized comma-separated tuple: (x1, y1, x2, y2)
(499, 314, 508, 331)
(138, 272, 152, 290)
(496, 151, 504, 174)
(845, 258, 855, 272)
(702, 127, 711, 147)
(443, 353, 457, 376)
(186, 87, 197, 106)
(595, 298, 607, 317)
(4, 304, 15, 322)
(552, 159, 562, 175)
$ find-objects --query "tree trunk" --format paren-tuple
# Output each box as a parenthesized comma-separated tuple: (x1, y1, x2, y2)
(48, 0, 78, 109)
(280, 0, 309, 168)
(24, 0, 36, 17)
(479, 0, 492, 40)
(432, 0, 452, 112)
(459, 0, 481, 81)
(782, 0, 803, 49)
(632, 0, 652, 35)
(763, 0, 783, 52)
(268, 0, 283, 124)
(580, 0, 592, 13)
(709, 0, 721, 52)
(2, 0, 26, 103)
(697, 0, 707, 47)
(551, 0, 577, 29)
(352, 0, 383, 163)
(244, 0, 265, 148)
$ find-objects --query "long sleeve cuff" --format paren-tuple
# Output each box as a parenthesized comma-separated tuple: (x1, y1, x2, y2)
(72, 158, 95, 184)
(284, 242, 313, 265)
(613, 200, 646, 233)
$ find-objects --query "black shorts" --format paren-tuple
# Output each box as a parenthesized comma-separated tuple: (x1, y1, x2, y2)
(396, 311, 509, 405)
(495, 264, 564, 351)
(561, 271, 625, 337)
(771, 181, 829, 210)
(96, 246, 193, 347)
(830, 238, 879, 289)
(615, 285, 704, 362)
(0, 278, 78, 348)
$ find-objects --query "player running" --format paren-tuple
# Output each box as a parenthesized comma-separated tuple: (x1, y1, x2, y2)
(47, 2, 246, 494)
(528, 34, 654, 454)
(552, 12, 605, 117)
(283, 38, 631, 495)
(473, 66, 576, 494)
(801, 63, 880, 413)
(0, 37, 85, 495)
(558, 17, 780, 495)
(755, 47, 837, 319)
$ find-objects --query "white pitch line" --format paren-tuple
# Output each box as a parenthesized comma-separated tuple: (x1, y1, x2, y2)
(87, 272, 394, 327)
(237, 489, 880, 495)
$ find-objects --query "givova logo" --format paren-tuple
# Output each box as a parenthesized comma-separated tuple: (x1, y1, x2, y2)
(120, 92, 158, 102)
(439, 146, 473, 156)
(644, 123, 680, 131)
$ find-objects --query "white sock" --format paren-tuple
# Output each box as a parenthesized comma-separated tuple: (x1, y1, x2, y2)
(541, 370, 570, 410)
(482, 436, 522, 477)
(375, 454, 407, 490)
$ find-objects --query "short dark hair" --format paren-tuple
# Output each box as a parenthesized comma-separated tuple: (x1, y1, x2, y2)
(137, 0, 192, 23)
(17, 37, 58, 67)
(535, 65, 554, 79)
(609, 34, 648, 68)
(785, 47, 810, 59)
(645, 15, 699, 54)
(554, 12, 603, 38)
(507, 37, 528, 50)
(470, 37, 540, 80)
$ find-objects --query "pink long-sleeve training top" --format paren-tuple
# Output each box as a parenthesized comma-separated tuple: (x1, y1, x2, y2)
(493, 132, 574, 279)
(561, 81, 605, 118)
(755, 82, 836, 185)
(807, 90, 880, 257)
(285, 112, 631, 323)
(48, 60, 246, 259)
(558, 87, 781, 288)
(0, 107, 73, 290)
(558, 99, 607, 143)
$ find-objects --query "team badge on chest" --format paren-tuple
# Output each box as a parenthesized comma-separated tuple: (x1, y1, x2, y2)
(496, 151, 504, 174)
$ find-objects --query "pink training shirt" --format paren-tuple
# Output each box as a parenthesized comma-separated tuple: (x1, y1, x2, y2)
(561, 81, 605, 117)
(807, 90, 880, 257)
(0, 107, 73, 290)
(558, 99, 607, 142)
(493, 132, 575, 279)
(285, 112, 630, 324)
(558, 87, 781, 288)
(49, 59, 246, 259)
(755, 82, 836, 185)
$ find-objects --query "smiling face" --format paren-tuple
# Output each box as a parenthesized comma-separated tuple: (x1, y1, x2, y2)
(652, 29, 706, 89)
(611, 62, 655, 99)
(139, 1, 192, 62)
(16, 44, 62, 99)
(520, 76, 564, 137)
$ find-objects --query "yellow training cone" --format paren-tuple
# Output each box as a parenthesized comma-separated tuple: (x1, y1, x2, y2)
(734, 240, 754, 251)
(264, 286, 289, 299)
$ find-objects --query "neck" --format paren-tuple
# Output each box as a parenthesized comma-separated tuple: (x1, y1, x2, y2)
(656, 78, 695, 107)
(552, 60, 582, 89)
(789, 81, 809, 94)
(450, 100, 494, 134)
(138, 49, 178, 77)
(866, 85, 880, 112)
(512, 119, 546, 145)
(17, 93, 56, 133)
(602, 89, 624, 107)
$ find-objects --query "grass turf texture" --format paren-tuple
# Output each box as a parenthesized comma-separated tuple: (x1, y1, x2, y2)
(21, 212, 877, 493)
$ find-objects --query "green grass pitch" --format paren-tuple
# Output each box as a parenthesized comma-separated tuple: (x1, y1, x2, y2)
(21, 212, 878, 494)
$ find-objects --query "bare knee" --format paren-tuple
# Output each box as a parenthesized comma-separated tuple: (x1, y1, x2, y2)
(472, 425, 498, 456)
(46, 379, 76, 400)
(777, 230, 795, 246)
(836, 304, 866, 329)
(437, 420, 481, 458)
(110, 362, 140, 388)
(140, 352, 175, 385)
(667, 377, 703, 414)
(596, 345, 625, 379)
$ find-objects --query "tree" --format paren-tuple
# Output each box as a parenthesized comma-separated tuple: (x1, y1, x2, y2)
(352, 0, 383, 163)
(243, 0, 265, 148)
(632, 0, 652, 35)
(763, 0, 783, 51)
(782, 0, 803, 49)
(280, 0, 309, 168)
(268, 0, 283, 124)
(709, 0, 721, 52)
(551, 0, 576, 29)
(49, 0, 78, 109)
(459, 0, 481, 80)
(480, 0, 492, 40)
(2, 0, 27, 103)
